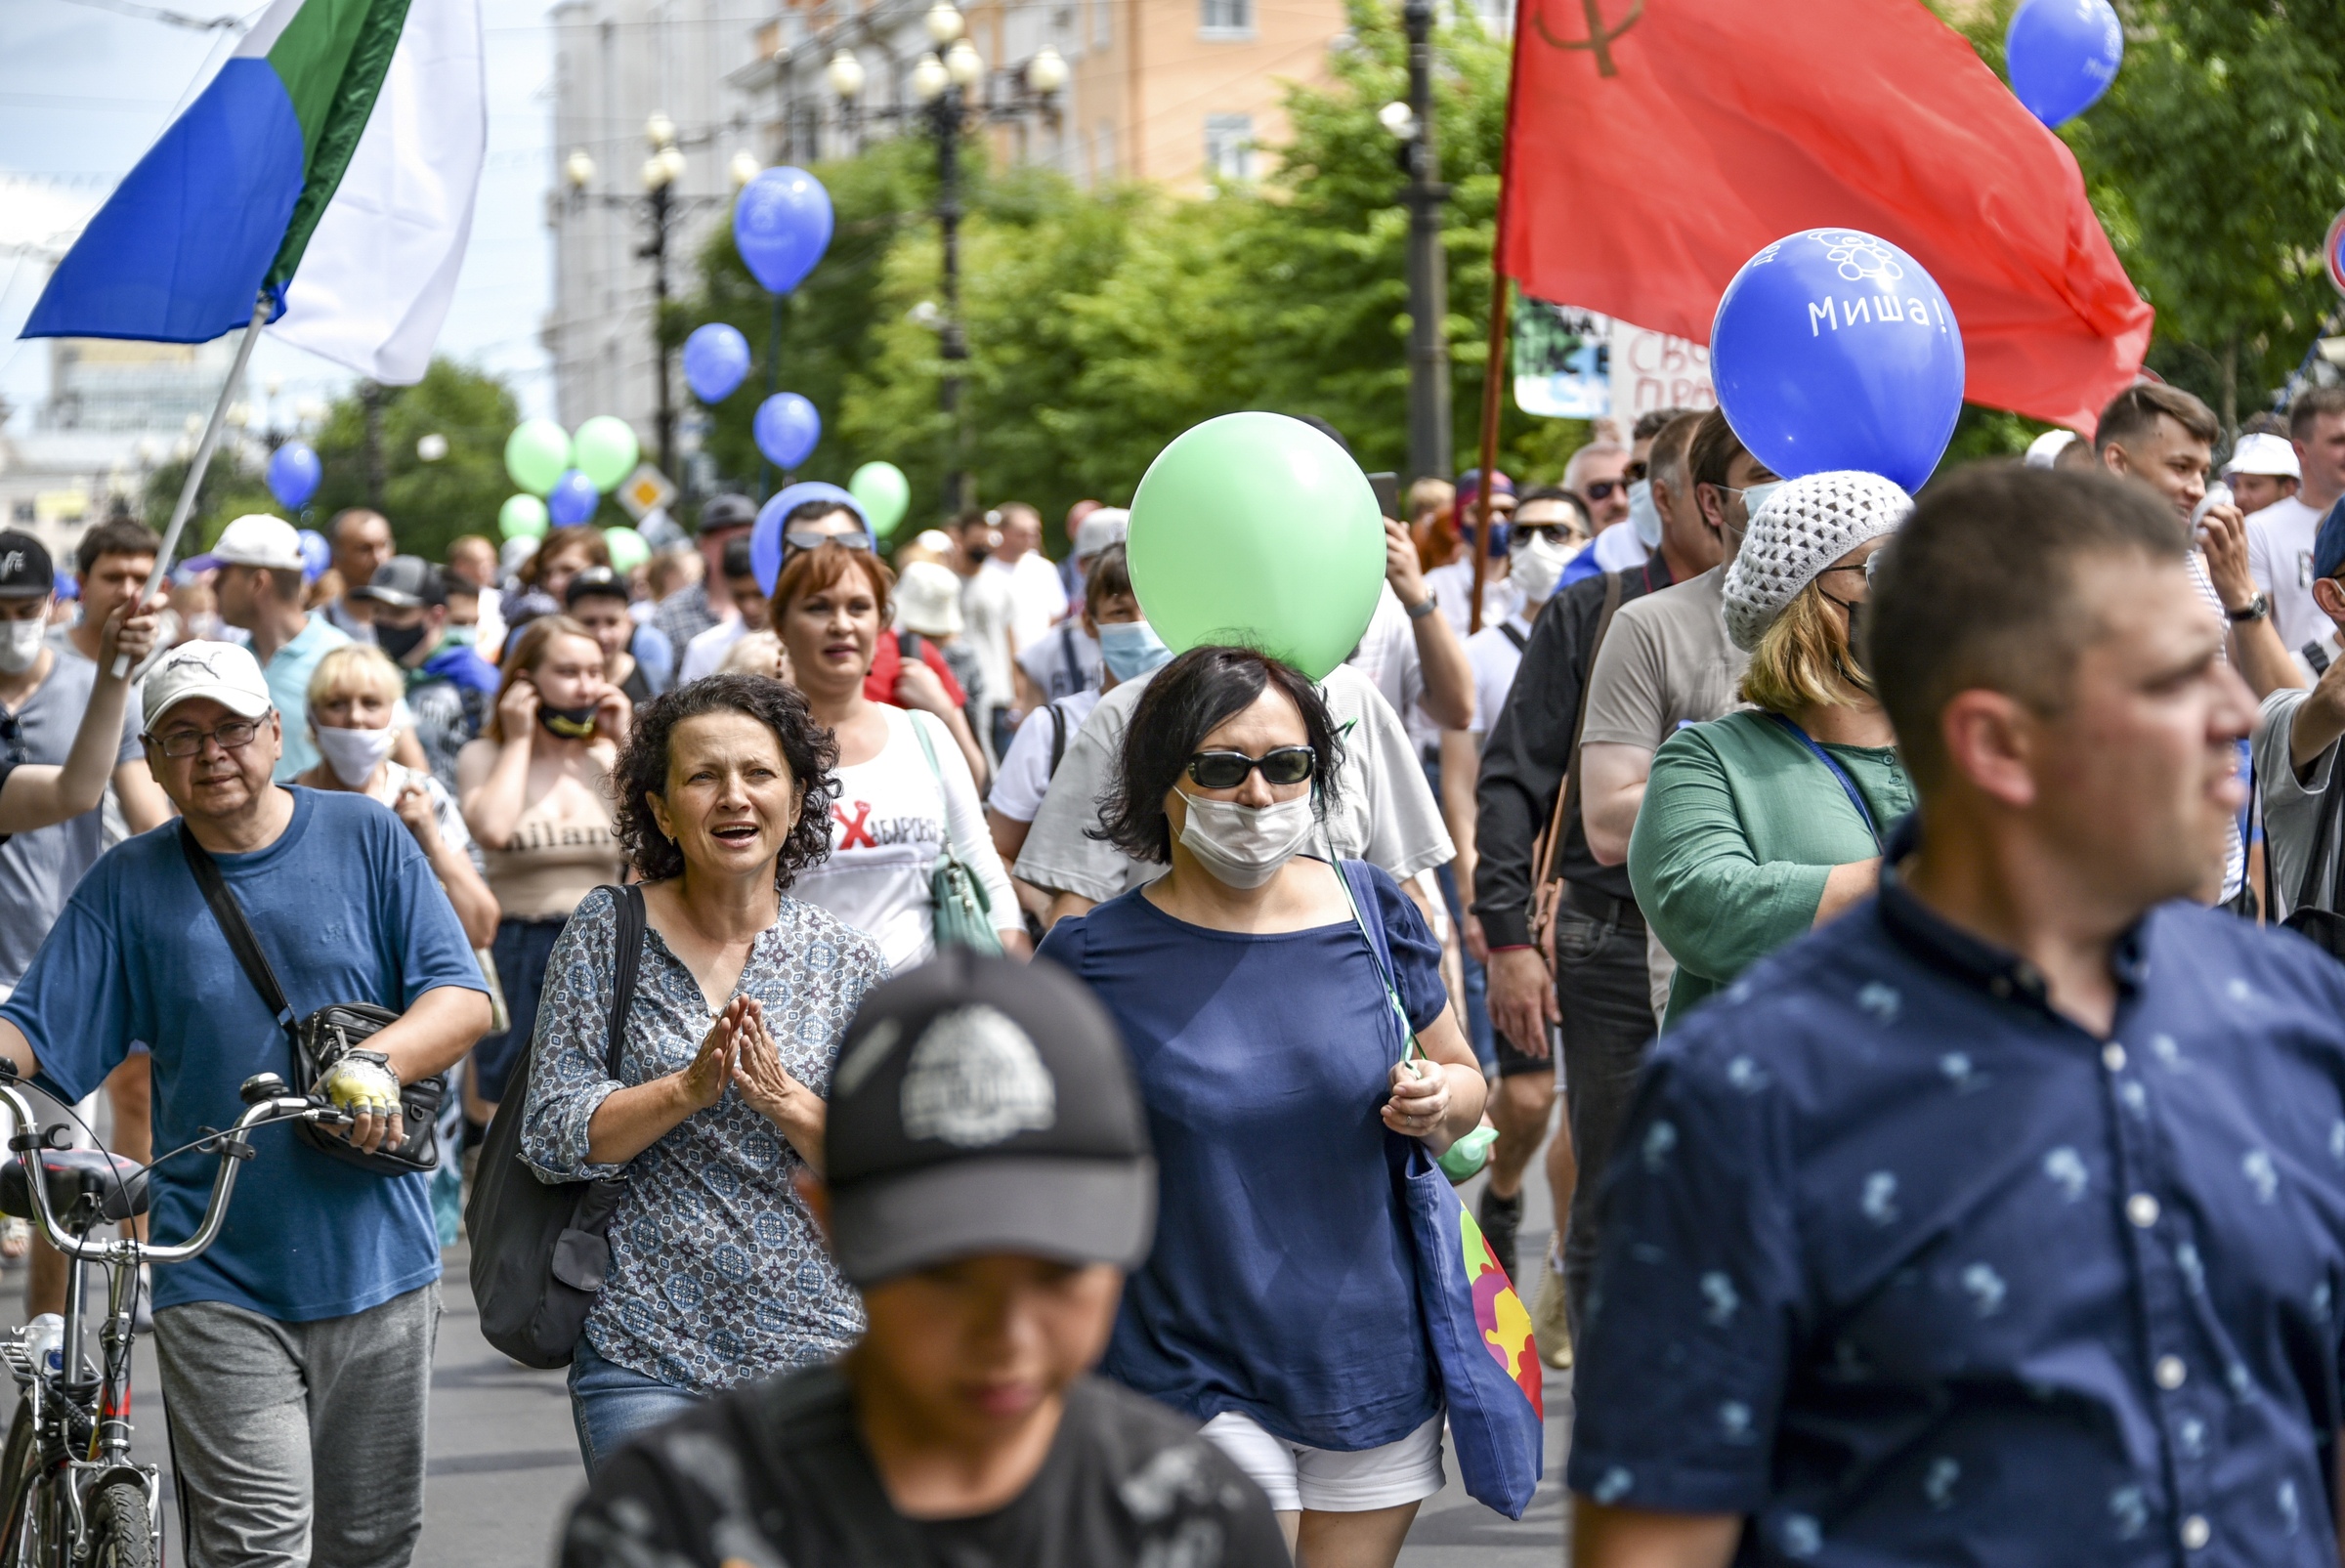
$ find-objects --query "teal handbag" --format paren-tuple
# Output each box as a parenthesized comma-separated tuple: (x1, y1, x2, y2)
(908, 713, 1005, 956)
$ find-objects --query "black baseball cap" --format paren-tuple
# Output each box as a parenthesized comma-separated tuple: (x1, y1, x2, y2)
(565, 566, 632, 608)
(700, 493, 756, 535)
(0, 531, 55, 600)
(351, 555, 446, 610)
(824, 950, 1155, 1287)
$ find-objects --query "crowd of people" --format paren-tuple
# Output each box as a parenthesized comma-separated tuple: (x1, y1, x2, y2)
(0, 373, 2341, 1566)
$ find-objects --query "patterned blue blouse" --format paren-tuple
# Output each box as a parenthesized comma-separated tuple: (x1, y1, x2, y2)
(519, 885, 888, 1395)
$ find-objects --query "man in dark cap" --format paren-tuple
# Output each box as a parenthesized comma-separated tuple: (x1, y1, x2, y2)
(557, 952, 1287, 1568)
(651, 493, 756, 654)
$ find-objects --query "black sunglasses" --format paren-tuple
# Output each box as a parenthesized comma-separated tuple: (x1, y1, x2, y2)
(1514, 521, 1584, 545)
(1186, 746, 1316, 790)
(1583, 478, 1634, 502)
(783, 529, 873, 555)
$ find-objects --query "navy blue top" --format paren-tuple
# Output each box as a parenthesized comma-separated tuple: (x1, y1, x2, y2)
(1568, 822, 2345, 1566)
(0, 789, 486, 1322)
(1038, 860, 1449, 1451)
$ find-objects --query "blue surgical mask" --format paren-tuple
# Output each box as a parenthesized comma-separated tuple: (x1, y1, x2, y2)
(1097, 619, 1172, 681)
(1628, 479, 1664, 549)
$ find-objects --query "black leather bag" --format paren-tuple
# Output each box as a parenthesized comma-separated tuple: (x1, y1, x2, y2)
(179, 826, 447, 1176)
(468, 884, 643, 1370)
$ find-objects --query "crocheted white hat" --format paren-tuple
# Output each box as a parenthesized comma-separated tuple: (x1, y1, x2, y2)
(1722, 471, 1914, 653)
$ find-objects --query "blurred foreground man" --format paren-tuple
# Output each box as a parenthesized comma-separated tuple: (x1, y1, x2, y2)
(1571, 466, 2345, 1568)
(561, 953, 1287, 1568)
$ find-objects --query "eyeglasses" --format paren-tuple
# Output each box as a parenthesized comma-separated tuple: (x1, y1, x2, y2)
(147, 719, 263, 758)
(1582, 479, 1631, 502)
(1186, 746, 1316, 790)
(783, 530, 873, 555)
(1625, 460, 1648, 483)
(1514, 522, 1586, 547)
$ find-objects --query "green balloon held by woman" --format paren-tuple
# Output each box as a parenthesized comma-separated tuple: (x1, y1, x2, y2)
(848, 461, 911, 538)
(1125, 412, 1386, 681)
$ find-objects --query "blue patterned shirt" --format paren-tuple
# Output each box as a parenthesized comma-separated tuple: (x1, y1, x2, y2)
(1569, 827, 2345, 1565)
(520, 886, 888, 1394)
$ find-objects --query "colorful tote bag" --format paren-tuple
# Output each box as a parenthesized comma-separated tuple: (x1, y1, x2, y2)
(1336, 857, 1546, 1518)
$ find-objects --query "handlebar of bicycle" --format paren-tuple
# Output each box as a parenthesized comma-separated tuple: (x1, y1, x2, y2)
(0, 1070, 349, 1266)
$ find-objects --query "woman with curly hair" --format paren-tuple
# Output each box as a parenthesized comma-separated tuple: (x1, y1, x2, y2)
(518, 673, 889, 1469)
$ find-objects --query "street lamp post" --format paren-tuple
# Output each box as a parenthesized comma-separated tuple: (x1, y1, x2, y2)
(831, 9, 1064, 519)
(1398, 0, 1451, 486)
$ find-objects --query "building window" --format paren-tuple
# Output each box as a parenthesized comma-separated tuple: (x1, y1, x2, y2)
(1204, 113, 1254, 183)
(1200, 0, 1251, 36)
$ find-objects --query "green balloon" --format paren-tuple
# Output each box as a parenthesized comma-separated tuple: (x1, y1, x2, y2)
(505, 419, 572, 496)
(573, 416, 641, 492)
(849, 461, 912, 538)
(603, 525, 651, 574)
(1125, 413, 1384, 681)
(498, 493, 549, 540)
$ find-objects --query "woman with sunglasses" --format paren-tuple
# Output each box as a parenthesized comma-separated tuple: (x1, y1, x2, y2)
(1037, 645, 1484, 1568)
(774, 541, 1024, 965)
(1628, 471, 1916, 1029)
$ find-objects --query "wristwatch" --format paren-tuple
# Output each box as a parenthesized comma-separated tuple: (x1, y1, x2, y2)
(1404, 595, 1438, 621)
(2227, 592, 2272, 624)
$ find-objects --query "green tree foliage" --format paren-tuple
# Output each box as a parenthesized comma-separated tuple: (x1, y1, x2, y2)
(1943, 0, 2345, 435)
(144, 359, 523, 565)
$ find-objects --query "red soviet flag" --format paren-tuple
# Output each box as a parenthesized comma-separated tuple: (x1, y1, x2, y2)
(1500, 0, 2153, 433)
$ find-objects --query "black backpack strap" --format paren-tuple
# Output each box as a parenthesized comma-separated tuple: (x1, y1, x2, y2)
(179, 824, 299, 1046)
(606, 884, 646, 1080)
(1046, 702, 1069, 781)
(1499, 621, 1529, 655)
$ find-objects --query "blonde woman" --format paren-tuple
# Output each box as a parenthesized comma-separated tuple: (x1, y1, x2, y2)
(294, 644, 500, 948)
(1628, 471, 1917, 1028)
(457, 615, 628, 1122)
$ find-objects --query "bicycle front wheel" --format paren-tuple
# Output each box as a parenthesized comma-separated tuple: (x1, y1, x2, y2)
(0, 1397, 40, 1567)
(88, 1479, 152, 1568)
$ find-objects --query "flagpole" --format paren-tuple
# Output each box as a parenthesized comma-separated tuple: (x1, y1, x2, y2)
(1467, 0, 1528, 640)
(118, 289, 274, 676)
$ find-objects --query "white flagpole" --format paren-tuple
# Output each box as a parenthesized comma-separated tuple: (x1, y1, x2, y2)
(119, 289, 274, 676)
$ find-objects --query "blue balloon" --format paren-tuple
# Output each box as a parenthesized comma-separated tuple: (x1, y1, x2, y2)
(2006, 0, 2123, 128)
(547, 468, 600, 528)
(753, 393, 822, 470)
(296, 529, 330, 583)
(750, 483, 868, 598)
(682, 322, 751, 403)
(733, 167, 834, 295)
(1710, 230, 1965, 495)
(267, 441, 320, 510)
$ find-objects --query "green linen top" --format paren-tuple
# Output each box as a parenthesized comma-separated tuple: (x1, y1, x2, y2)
(1627, 708, 1914, 1028)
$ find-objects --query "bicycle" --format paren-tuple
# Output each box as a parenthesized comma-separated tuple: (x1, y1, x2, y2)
(0, 1066, 350, 1568)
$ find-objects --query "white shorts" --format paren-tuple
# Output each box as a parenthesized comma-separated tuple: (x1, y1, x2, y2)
(1199, 1411, 1446, 1514)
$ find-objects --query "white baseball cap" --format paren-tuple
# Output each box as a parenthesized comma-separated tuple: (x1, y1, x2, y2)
(2024, 429, 2080, 469)
(2223, 432, 2301, 480)
(1074, 507, 1130, 562)
(208, 514, 305, 572)
(141, 640, 275, 733)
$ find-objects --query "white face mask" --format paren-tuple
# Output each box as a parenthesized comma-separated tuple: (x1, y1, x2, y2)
(312, 723, 399, 787)
(0, 617, 44, 676)
(1176, 789, 1316, 889)
(1628, 479, 1664, 549)
(1508, 532, 1576, 608)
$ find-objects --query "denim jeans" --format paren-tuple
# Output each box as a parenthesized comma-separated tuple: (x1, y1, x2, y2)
(1551, 903, 1660, 1337)
(568, 1335, 702, 1472)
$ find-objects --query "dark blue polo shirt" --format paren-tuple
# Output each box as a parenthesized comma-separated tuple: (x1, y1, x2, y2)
(1568, 826, 2345, 1565)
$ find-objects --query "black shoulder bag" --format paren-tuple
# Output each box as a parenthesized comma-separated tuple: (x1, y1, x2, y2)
(468, 884, 644, 1369)
(179, 825, 447, 1176)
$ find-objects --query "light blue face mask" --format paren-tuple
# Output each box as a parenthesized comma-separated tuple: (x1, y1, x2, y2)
(1097, 619, 1172, 681)
(1627, 479, 1664, 549)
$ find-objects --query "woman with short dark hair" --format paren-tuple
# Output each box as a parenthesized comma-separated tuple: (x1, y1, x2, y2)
(1038, 645, 1485, 1566)
(520, 673, 888, 1469)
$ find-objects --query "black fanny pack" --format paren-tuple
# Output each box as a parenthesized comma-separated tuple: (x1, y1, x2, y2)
(179, 826, 446, 1177)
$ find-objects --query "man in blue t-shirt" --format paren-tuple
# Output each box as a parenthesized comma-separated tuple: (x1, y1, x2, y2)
(0, 639, 490, 1568)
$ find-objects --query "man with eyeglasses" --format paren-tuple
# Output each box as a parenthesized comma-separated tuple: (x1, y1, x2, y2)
(0, 638, 490, 1568)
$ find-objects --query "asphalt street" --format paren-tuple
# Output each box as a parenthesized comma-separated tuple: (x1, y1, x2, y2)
(29, 1109, 1572, 1566)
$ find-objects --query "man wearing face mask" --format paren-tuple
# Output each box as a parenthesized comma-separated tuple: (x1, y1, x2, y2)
(354, 556, 497, 791)
(1568, 409, 1696, 587)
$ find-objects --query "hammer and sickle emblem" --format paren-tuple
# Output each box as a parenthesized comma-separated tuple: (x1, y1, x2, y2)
(1533, 0, 1644, 76)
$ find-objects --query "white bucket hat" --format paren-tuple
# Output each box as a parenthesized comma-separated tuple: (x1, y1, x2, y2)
(1723, 471, 1914, 654)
